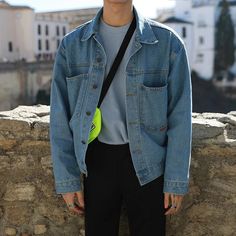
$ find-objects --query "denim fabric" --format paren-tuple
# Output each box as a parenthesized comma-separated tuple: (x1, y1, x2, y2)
(49, 5, 192, 195)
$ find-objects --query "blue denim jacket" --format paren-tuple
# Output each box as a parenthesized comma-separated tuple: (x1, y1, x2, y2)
(49, 6, 192, 195)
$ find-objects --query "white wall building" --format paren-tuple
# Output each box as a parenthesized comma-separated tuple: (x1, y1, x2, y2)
(34, 14, 69, 61)
(36, 8, 99, 31)
(0, 1, 73, 62)
(162, 17, 194, 67)
(0, 0, 35, 62)
(174, 0, 192, 19)
(34, 8, 101, 61)
(0, 1, 98, 62)
(191, 4, 216, 79)
(157, 0, 236, 81)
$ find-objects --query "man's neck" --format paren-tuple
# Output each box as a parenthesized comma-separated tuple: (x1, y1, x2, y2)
(102, 2, 133, 27)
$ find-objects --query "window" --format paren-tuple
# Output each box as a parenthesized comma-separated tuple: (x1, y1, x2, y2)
(46, 39, 50, 51)
(199, 36, 204, 45)
(56, 26, 60, 36)
(38, 39, 42, 51)
(63, 26, 66, 36)
(8, 42, 13, 52)
(57, 39, 60, 48)
(45, 25, 49, 36)
(198, 22, 206, 27)
(182, 27, 186, 38)
(38, 24, 41, 35)
(197, 53, 204, 62)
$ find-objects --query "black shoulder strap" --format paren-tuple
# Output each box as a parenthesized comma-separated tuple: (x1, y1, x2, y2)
(97, 14, 136, 108)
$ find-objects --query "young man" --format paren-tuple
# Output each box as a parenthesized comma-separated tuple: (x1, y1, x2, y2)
(49, 0, 192, 235)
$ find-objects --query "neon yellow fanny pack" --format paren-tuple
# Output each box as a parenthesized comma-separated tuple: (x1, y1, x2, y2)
(88, 107, 102, 144)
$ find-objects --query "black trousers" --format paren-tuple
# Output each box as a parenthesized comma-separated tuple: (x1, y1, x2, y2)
(83, 137, 166, 236)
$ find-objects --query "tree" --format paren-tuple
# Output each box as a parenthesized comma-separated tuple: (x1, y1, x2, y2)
(214, 0, 235, 75)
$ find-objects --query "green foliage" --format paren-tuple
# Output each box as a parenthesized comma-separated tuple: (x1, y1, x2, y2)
(214, 0, 235, 73)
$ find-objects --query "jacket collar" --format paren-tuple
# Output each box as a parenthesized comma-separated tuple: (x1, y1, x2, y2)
(81, 5, 158, 44)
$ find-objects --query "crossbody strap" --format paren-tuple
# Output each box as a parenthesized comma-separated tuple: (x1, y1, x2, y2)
(97, 13, 136, 108)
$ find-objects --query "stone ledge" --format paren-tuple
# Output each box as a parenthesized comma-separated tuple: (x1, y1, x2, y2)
(0, 105, 49, 141)
(0, 105, 235, 145)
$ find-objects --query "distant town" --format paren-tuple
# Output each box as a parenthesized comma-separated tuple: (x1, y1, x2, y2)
(157, 0, 236, 89)
(0, 0, 98, 63)
(0, 0, 235, 112)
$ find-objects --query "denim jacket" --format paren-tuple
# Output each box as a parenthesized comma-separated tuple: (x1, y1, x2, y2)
(49, 6, 192, 195)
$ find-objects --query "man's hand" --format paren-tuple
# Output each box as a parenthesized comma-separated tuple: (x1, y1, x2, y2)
(62, 191, 85, 215)
(164, 192, 184, 215)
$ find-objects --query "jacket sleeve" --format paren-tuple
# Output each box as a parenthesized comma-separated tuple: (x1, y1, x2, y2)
(163, 42, 192, 195)
(49, 38, 82, 194)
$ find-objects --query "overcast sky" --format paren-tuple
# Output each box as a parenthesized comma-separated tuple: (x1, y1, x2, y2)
(7, 0, 175, 18)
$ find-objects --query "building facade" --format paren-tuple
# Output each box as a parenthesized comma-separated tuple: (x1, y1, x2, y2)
(0, 1, 35, 62)
(161, 17, 194, 67)
(0, 1, 98, 62)
(34, 8, 100, 61)
(191, 3, 216, 79)
(157, 0, 236, 81)
(36, 8, 100, 31)
(34, 14, 69, 61)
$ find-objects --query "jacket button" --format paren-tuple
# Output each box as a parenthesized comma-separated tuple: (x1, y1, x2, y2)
(97, 57, 102, 63)
(92, 84, 98, 89)
(81, 140, 86, 144)
(86, 111, 91, 116)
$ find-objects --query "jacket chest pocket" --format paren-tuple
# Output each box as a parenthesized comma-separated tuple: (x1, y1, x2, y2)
(66, 73, 89, 122)
(139, 82, 168, 131)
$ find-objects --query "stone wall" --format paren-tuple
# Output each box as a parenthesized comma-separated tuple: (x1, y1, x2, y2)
(0, 105, 235, 236)
(0, 62, 53, 111)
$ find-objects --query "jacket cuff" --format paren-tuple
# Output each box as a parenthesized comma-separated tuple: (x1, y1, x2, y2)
(163, 179, 189, 195)
(55, 178, 82, 194)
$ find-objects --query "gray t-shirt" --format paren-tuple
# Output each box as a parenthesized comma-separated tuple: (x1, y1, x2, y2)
(97, 16, 136, 144)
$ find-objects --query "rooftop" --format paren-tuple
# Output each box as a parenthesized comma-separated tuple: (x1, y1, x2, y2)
(0, 0, 33, 10)
(162, 16, 193, 25)
(36, 7, 100, 15)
